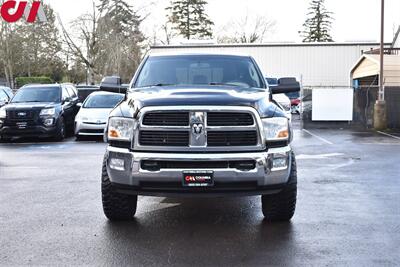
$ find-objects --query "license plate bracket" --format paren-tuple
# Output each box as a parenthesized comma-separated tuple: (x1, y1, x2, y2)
(16, 122, 28, 129)
(183, 171, 214, 187)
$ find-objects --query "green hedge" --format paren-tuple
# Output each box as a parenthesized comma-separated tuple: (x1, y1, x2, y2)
(16, 77, 54, 88)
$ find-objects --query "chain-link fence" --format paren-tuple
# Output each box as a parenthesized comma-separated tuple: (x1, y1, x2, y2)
(354, 86, 400, 129)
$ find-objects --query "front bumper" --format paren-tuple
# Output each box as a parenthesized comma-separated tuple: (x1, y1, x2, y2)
(0, 125, 58, 138)
(105, 146, 293, 197)
(75, 121, 106, 136)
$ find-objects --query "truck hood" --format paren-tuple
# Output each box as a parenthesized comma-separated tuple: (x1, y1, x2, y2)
(115, 86, 284, 118)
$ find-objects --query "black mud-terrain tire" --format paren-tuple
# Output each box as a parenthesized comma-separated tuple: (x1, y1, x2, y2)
(54, 117, 66, 141)
(101, 157, 137, 221)
(262, 152, 297, 222)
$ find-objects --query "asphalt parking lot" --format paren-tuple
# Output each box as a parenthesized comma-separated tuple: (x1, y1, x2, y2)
(1, 120, 400, 266)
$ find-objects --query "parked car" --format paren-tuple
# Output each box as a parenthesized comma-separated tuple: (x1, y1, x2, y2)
(0, 86, 14, 98)
(265, 77, 278, 86)
(300, 93, 313, 121)
(266, 77, 292, 119)
(76, 85, 100, 103)
(273, 93, 292, 120)
(285, 91, 301, 114)
(267, 77, 301, 114)
(0, 87, 13, 108)
(75, 91, 124, 138)
(100, 53, 300, 221)
(0, 84, 79, 141)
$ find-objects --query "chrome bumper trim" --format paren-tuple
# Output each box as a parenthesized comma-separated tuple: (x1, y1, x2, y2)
(105, 146, 292, 192)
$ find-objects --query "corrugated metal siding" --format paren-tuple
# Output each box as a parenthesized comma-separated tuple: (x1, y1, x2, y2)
(150, 44, 379, 87)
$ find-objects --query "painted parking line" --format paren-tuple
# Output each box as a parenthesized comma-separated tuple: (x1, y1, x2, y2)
(0, 141, 99, 145)
(302, 129, 334, 145)
(1, 166, 42, 169)
(297, 153, 344, 160)
(361, 143, 400, 146)
(377, 131, 400, 141)
(1, 152, 103, 156)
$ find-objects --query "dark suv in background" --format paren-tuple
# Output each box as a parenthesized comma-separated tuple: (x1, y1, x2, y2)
(0, 84, 79, 141)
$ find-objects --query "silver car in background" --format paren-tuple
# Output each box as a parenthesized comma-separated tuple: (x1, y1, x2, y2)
(74, 91, 124, 138)
(266, 77, 292, 120)
(273, 93, 292, 120)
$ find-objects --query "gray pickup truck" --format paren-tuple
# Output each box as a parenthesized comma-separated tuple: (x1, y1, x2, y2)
(101, 53, 300, 221)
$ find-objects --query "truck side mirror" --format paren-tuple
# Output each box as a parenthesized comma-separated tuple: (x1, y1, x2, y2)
(270, 77, 301, 94)
(100, 76, 126, 94)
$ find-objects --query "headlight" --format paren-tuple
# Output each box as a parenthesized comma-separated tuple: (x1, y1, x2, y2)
(0, 108, 6, 119)
(107, 117, 135, 141)
(262, 117, 289, 141)
(75, 115, 88, 122)
(40, 108, 56, 116)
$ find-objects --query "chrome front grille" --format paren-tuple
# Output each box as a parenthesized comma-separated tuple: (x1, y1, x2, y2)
(135, 106, 264, 152)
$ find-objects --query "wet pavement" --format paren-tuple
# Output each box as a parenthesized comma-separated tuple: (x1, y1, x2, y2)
(1, 120, 400, 266)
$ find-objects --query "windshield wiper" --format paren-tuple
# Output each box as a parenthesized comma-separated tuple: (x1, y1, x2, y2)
(208, 82, 243, 87)
(147, 83, 176, 87)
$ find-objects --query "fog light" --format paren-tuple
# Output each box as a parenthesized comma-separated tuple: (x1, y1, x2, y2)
(272, 154, 288, 170)
(43, 118, 54, 127)
(110, 158, 125, 171)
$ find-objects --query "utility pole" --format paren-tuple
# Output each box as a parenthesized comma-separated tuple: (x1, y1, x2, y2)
(374, 0, 387, 130)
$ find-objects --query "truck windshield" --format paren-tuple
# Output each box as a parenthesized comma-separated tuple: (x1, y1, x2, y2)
(134, 55, 265, 89)
(11, 87, 61, 103)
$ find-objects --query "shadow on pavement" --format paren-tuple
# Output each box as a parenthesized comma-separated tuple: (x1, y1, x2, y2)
(100, 197, 302, 266)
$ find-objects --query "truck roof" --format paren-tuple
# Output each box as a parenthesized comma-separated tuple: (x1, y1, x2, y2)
(148, 51, 252, 58)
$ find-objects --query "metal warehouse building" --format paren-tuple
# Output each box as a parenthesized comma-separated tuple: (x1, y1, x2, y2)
(150, 42, 386, 88)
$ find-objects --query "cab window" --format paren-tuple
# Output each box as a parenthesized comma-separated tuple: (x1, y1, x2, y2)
(66, 86, 77, 98)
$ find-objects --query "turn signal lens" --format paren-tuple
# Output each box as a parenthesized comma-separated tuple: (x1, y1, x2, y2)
(278, 129, 289, 138)
(109, 129, 119, 138)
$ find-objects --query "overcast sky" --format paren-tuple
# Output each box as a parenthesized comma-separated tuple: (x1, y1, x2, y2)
(48, 0, 400, 43)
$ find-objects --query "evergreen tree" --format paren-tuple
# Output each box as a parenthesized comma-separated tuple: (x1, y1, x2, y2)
(166, 0, 214, 40)
(301, 0, 334, 42)
(98, 0, 142, 38)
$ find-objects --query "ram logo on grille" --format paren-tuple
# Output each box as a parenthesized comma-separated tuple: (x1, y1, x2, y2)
(192, 123, 204, 135)
(190, 112, 206, 145)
